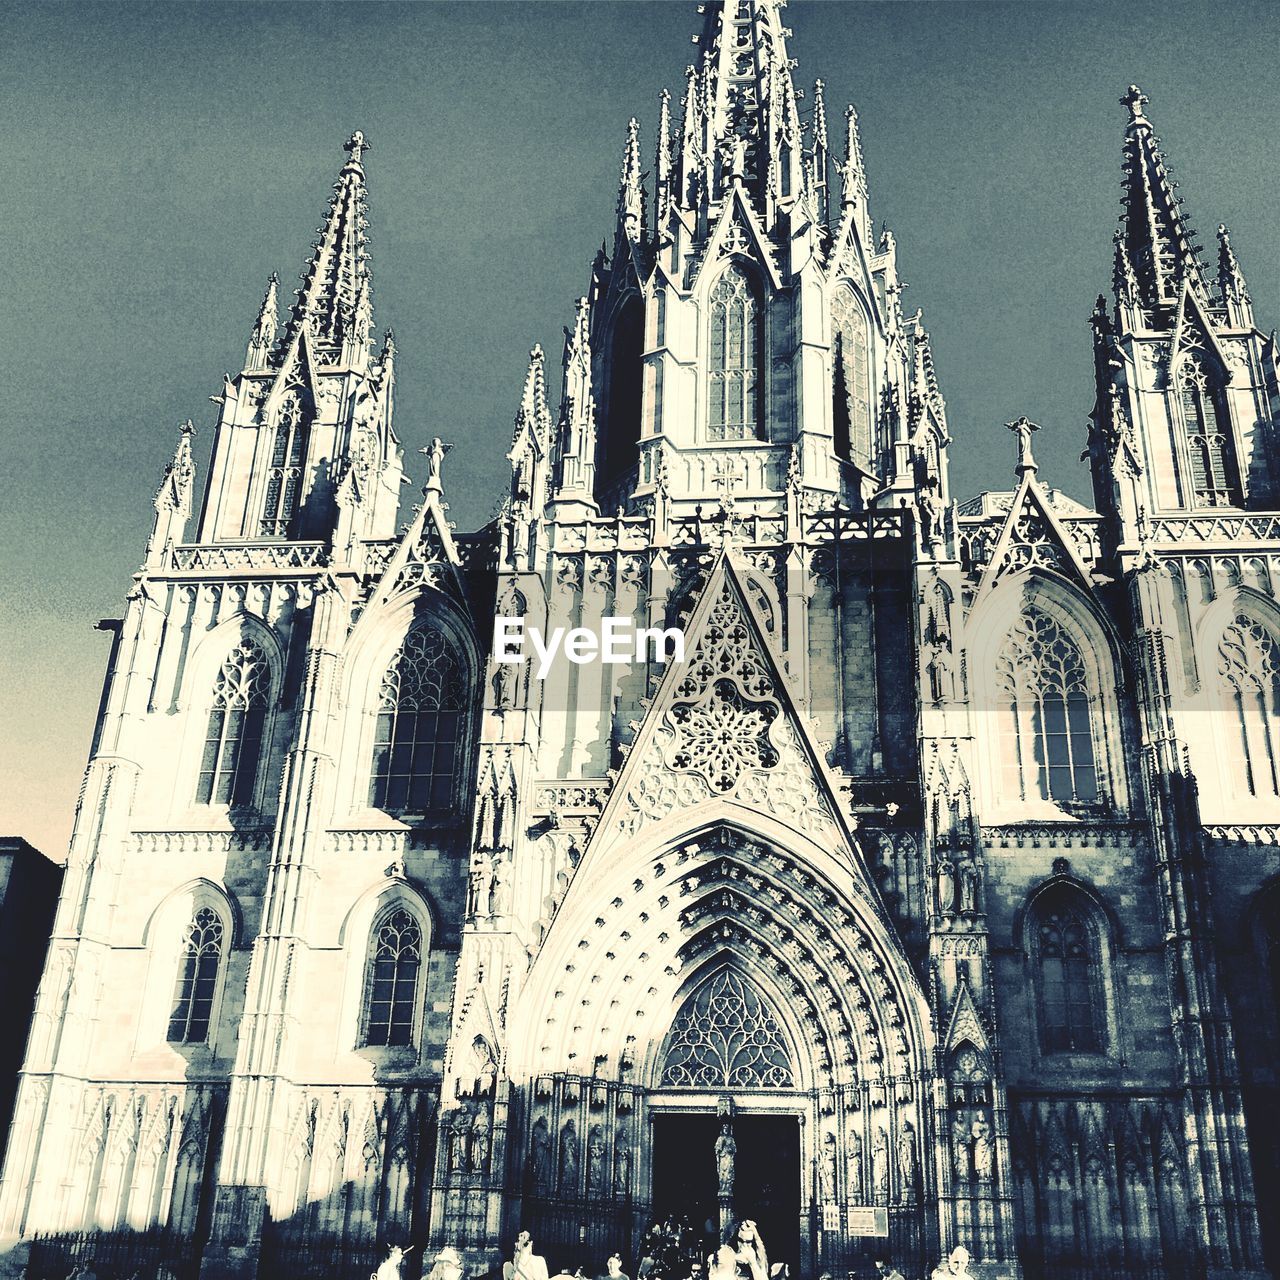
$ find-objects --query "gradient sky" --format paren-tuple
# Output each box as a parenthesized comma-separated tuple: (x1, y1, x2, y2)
(2, 0, 1277, 860)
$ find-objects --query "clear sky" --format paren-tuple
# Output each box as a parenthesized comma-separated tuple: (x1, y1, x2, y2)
(2, 0, 1277, 860)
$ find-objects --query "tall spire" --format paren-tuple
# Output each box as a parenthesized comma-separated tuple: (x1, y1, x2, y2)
(676, 0, 803, 220)
(1117, 86, 1207, 312)
(811, 79, 830, 225)
(554, 297, 598, 503)
(1216, 223, 1253, 326)
(654, 88, 673, 232)
(245, 273, 278, 371)
(284, 130, 372, 348)
(619, 117, 645, 241)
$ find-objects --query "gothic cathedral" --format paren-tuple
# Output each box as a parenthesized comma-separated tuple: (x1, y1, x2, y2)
(4, 5, 1278, 1280)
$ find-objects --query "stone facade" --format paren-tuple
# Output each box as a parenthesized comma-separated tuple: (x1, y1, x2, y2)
(2, 6, 1277, 1280)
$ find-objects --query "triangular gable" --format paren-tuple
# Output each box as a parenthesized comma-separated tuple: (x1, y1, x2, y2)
(581, 553, 869, 880)
(971, 472, 1094, 608)
(693, 186, 783, 293)
(265, 323, 323, 416)
(1171, 280, 1231, 373)
(360, 491, 465, 615)
(942, 979, 991, 1060)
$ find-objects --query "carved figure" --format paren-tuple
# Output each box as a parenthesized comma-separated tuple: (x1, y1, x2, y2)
(715, 1121, 737, 1197)
(820, 1131, 837, 1200)
(587, 1125, 606, 1192)
(847, 1129, 863, 1201)
(470, 1106, 490, 1173)
(897, 1120, 918, 1196)
(936, 857, 956, 915)
(871, 1126, 889, 1199)
(972, 1113, 994, 1182)
(448, 1108, 472, 1172)
(530, 1115, 552, 1193)
(490, 856, 513, 917)
(560, 1119, 579, 1191)
(958, 859, 978, 916)
(614, 1132, 632, 1196)
(952, 1115, 970, 1181)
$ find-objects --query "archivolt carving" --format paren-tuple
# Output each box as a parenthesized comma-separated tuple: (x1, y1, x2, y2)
(518, 828, 923, 1091)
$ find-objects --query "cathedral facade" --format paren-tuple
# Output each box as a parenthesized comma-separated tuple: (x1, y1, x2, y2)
(3, 5, 1278, 1280)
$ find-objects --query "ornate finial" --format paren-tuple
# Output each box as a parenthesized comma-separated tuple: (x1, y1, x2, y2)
(1121, 85, 1149, 127)
(1005, 416, 1042, 476)
(344, 130, 369, 169)
(421, 438, 452, 496)
(813, 78, 828, 146)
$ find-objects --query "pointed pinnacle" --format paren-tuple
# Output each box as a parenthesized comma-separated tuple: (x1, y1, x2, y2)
(813, 79, 828, 148)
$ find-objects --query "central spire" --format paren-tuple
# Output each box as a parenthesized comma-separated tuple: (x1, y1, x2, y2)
(1117, 86, 1207, 313)
(284, 131, 373, 350)
(676, 0, 803, 220)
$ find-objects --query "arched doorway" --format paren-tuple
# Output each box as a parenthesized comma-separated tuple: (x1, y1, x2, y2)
(506, 824, 936, 1278)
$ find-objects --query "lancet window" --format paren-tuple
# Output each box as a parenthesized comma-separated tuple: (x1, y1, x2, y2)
(196, 640, 270, 807)
(362, 907, 423, 1048)
(1029, 888, 1105, 1055)
(1218, 614, 1280, 798)
(996, 610, 1101, 808)
(261, 391, 310, 535)
(1178, 356, 1239, 508)
(831, 286, 872, 466)
(707, 266, 762, 442)
(369, 626, 467, 814)
(167, 907, 224, 1045)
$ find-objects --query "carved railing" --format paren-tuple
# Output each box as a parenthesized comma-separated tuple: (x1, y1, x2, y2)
(169, 541, 327, 572)
(533, 780, 610, 816)
(133, 828, 274, 854)
(1147, 512, 1280, 545)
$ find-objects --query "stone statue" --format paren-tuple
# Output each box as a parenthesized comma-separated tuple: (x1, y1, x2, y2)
(614, 1132, 632, 1196)
(448, 1108, 472, 1172)
(587, 1125, 606, 1192)
(936, 857, 956, 916)
(919, 481, 947, 548)
(972, 1113, 994, 1182)
(847, 1129, 863, 1201)
(958, 859, 978, 917)
(897, 1120, 918, 1197)
(470, 1106, 490, 1174)
(531, 1115, 552, 1193)
(871, 1126, 889, 1200)
(952, 1115, 970, 1181)
(423, 437, 451, 495)
(715, 1121, 737, 1197)
(1006, 416, 1041, 475)
(467, 858, 491, 918)
(820, 1132, 838, 1201)
(490, 856, 513, 917)
(560, 1119, 579, 1191)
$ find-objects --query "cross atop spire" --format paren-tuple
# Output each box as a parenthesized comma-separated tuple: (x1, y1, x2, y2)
(1116, 85, 1208, 313)
(284, 131, 373, 350)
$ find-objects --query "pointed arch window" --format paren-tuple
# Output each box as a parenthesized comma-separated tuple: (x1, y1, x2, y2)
(261, 391, 310, 536)
(1218, 614, 1280, 798)
(167, 907, 224, 1045)
(196, 641, 270, 807)
(362, 907, 423, 1048)
(831, 287, 873, 466)
(996, 610, 1102, 808)
(1178, 356, 1239, 508)
(1029, 888, 1105, 1055)
(369, 626, 467, 814)
(707, 266, 762, 442)
(661, 969, 794, 1088)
